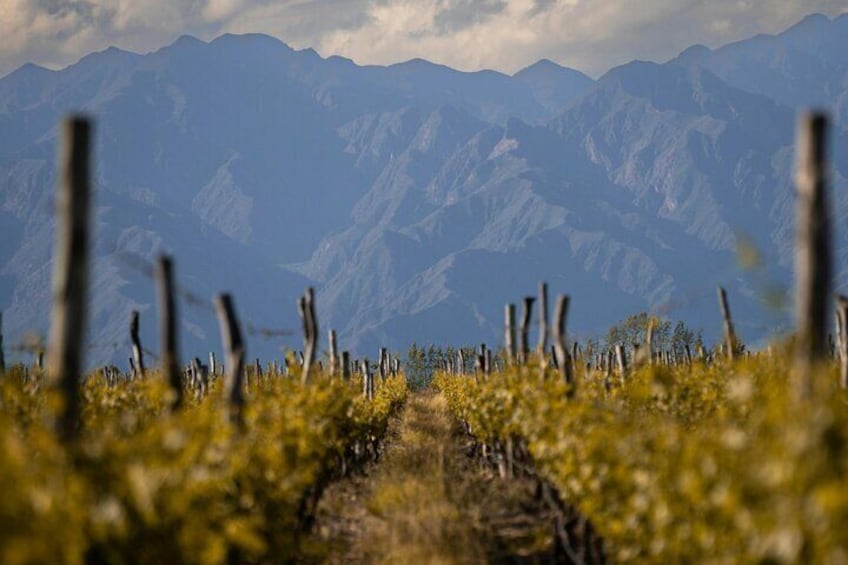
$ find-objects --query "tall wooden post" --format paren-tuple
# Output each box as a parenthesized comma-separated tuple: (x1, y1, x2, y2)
(795, 112, 832, 396)
(129, 310, 145, 378)
(536, 282, 549, 363)
(342, 351, 351, 380)
(362, 359, 372, 400)
(47, 117, 91, 442)
(717, 287, 737, 362)
(615, 345, 627, 381)
(254, 358, 262, 379)
(299, 288, 318, 383)
(215, 293, 245, 427)
(328, 329, 338, 377)
(156, 256, 182, 408)
(504, 304, 516, 365)
(552, 295, 574, 393)
(519, 296, 535, 365)
(379, 347, 388, 380)
(646, 318, 654, 366)
(836, 296, 848, 389)
(0, 310, 5, 375)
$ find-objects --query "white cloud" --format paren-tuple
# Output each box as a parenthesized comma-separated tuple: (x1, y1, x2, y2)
(1, 0, 847, 78)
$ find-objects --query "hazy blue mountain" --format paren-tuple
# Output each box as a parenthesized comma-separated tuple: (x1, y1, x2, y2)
(1, 13, 847, 367)
(671, 13, 848, 127)
(514, 59, 595, 116)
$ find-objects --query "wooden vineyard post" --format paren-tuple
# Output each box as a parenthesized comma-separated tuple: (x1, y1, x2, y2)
(342, 351, 351, 380)
(379, 347, 388, 380)
(519, 296, 535, 365)
(646, 318, 654, 366)
(552, 295, 574, 394)
(615, 344, 627, 382)
(837, 296, 848, 389)
(505, 304, 516, 365)
(571, 342, 579, 375)
(536, 282, 549, 366)
(156, 256, 183, 409)
(362, 359, 373, 400)
(717, 286, 737, 362)
(254, 358, 262, 379)
(129, 310, 145, 378)
(299, 288, 318, 383)
(479, 344, 491, 375)
(795, 112, 832, 397)
(47, 117, 91, 442)
(328, 329, 338, 377)
(0, 310, 4, 375)
(215, 293, 246, 427)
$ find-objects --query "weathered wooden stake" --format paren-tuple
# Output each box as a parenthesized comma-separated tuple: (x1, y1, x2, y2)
(552, 295, 574, 392)
(717, 286, 737, 362)
(836, 295, 848, 389)
(129, 310, 145, 378)
(362, 359, 373, 400)
(214, 293, 245, 427)
(155, 255, 182, 408)
(379, 347, 388, 380)
(505, 304, 516, 365)
(47, 116, 91, 442)
(615, 344, 627, 380)
(794, 112, 832, 395)
(298, 288, 318, 382)
(0, 310, 5, 374)
(342, 351, 351, 380)
(536, 282, 549, 363)
(209, 351, 217, 376)
(519, 296, 535, 365)
(328, 329, 338, 377)
(646, 318, 655, 366)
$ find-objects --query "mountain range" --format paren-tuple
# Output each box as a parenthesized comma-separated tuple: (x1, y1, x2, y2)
(1, 12, 847, 366)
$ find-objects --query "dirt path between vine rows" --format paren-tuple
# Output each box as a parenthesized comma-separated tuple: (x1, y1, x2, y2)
(306, 392, 560, 564)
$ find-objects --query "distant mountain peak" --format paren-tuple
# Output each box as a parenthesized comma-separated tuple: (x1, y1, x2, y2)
(210, 32, 291, 50)
(390, 58, 452, 72)
(675, 44, 712, 63)
(173, 34, 206, 47)
(516, 58, 563, 73)
(514, 58, 590, 79)
(792, 12, 830, 27)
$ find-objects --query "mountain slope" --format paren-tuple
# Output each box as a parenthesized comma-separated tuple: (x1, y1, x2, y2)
(1, 13, 847, 366)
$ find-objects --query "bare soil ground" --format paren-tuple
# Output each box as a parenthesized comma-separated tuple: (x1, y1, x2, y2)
(306, 392, 560, 564)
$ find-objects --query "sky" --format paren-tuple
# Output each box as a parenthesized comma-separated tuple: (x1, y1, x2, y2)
(2, 0, 848, 78)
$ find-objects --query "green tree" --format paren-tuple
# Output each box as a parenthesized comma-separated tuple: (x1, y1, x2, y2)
(604, 312, 702, 358)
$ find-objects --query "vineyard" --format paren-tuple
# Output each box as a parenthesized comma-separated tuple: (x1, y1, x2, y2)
(0, 366, 406, 563)
(437, 354, 848, 562)
(1, 104, 848, 563)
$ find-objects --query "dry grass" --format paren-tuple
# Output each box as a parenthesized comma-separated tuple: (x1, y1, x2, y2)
(311, 392, 555, 564)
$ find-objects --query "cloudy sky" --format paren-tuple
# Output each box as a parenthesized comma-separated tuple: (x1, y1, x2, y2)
(2, 0, 847, 78)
